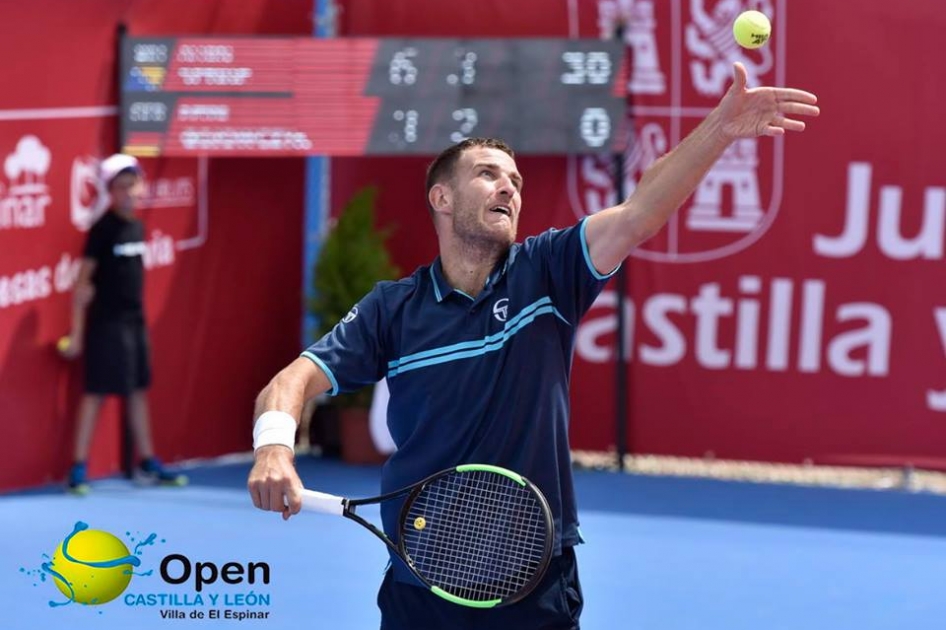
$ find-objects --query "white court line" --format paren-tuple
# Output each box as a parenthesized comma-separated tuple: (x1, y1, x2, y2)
(0, 105, 118, 121)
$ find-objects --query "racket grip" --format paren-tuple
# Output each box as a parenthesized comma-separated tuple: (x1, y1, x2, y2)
(297, 489, 345, 515)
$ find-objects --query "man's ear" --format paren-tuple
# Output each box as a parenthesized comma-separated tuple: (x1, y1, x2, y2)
(428, 183, 452, 214)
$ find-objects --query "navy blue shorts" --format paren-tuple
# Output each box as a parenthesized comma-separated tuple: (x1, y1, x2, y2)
(378, 546, 583, 630)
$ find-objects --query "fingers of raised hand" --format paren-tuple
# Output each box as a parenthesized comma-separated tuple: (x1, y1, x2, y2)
(777, 100, 820, 118)
(767, 96, 819, 134)
(772, 115, 806, 133)
(775, 88, 818, 105)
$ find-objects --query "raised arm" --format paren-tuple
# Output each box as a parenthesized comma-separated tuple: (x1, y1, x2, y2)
(584, 62, 819, 274)
(248, 356, 334, 519)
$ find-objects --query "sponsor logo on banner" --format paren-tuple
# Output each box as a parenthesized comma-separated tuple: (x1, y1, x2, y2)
(571, 0, 783, 263)
(70, 155, 106, 231)
(0, 135, 53, 231)
(71, 156, 198, 233)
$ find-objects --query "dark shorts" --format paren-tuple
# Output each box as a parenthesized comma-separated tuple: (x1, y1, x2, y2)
(378, 546, 583, 630)
(83, 317, 152, 395)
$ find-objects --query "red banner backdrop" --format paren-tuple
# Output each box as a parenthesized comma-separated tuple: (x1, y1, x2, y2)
(0, 0, 311, 490)
(3, 0, 943, 491)
(332, 0, 946, 467)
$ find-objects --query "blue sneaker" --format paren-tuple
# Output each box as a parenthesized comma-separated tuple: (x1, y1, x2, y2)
(135, 457, 188, 487)
(67, 462, 90, 495)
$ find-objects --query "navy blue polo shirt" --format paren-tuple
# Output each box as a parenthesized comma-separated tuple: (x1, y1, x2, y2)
(303, 218, 617, 583)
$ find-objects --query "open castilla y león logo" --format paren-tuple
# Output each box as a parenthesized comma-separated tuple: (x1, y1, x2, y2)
(21, 521, 273, 620)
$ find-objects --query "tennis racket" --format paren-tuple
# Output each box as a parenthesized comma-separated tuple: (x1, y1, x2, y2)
(296, 463, 554, 608)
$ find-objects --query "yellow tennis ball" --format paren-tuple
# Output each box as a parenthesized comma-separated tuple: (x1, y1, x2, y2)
(56, 336, 71, 353)
(733, 10, 771, 49)
(413, 517, 426, 530)
(49, 529, 135, 605)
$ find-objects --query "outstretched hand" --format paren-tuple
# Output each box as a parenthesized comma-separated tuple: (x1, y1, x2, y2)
(718, 62, 819, 139)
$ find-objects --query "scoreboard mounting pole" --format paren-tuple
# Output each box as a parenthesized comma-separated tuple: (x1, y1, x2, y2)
(116, 22, 135, 481)
(612, 26, 630, 473)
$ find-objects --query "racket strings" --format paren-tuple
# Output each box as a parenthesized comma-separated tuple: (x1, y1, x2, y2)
(401, 470, 549, 602)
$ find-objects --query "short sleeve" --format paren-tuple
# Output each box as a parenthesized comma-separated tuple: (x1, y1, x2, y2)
(83, 221, 109, 262)
(301, 286, 387, 396)
(525, 218, 620, 325)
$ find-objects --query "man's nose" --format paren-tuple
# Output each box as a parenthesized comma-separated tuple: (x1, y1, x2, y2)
(497, 177, 516, 197)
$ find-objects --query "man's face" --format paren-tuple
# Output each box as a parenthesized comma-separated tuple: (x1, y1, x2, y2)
(446, 147, 523, 249)
(108, 171, 145, 213)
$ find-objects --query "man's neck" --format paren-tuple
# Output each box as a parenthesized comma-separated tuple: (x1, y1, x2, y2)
(439, 240, 507, 298)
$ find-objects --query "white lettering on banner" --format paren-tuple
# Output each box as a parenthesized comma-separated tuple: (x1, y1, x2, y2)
(576, 279, 891, 378)
(0, 135, 53, 230)
(53, 253, 81, 293)
(765, 278, 792, 370)
(690, 283, 733, 369)
(813, 162, 946, 260)
(0, 265, 52, 308)
(0, 234, 174, 311)
(640, 294, 685, 366)
(928, 308, 946, 412)
(143, 177, 195, 209)
(829, 304, 892, 377)
(735, 275, 761, 369)
(0, 185, 50, 228)
(578, 291, 635, 363)
(142, 230, 176, 269)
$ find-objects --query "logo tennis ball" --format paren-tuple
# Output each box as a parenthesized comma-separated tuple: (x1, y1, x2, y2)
(45, 522, 141, 605)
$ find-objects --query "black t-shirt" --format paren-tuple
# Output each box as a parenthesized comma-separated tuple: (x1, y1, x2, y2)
(83, 210, 145, 320)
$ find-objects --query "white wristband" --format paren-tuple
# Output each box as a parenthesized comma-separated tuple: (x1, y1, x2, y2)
(253, 411, 297, 451)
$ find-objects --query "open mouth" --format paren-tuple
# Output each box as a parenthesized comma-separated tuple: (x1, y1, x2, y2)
(489, 205, 511, 217)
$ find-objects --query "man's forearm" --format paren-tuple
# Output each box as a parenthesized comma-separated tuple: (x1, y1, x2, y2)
(622, 107, 733, 240)
(70, 296, 88, 339)
(583, 107, 736, 273)
(253, 377, 306, 423)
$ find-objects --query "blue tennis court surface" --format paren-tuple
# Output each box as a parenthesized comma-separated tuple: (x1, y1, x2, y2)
(2, 456, 945, 629)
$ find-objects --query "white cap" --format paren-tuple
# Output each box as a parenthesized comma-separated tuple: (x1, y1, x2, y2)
(99, 153, 142, 187)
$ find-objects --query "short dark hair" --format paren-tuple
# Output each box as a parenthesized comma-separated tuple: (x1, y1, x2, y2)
(424, 138, 515, 214)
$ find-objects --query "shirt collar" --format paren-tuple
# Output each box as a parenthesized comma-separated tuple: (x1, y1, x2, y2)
(429, 259, 451, 303)
(429, 250, 513, 304)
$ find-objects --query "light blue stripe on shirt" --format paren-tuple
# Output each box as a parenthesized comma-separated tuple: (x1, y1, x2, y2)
(388, 303, 564, 377)
(387, 296, 554, 370)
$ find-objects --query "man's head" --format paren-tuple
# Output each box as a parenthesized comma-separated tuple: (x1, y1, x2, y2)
(100, 153, 145, 214)
(425, 138, 523, 250)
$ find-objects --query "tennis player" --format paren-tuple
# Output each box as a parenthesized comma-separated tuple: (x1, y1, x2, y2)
(248, 63, 819, 629)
